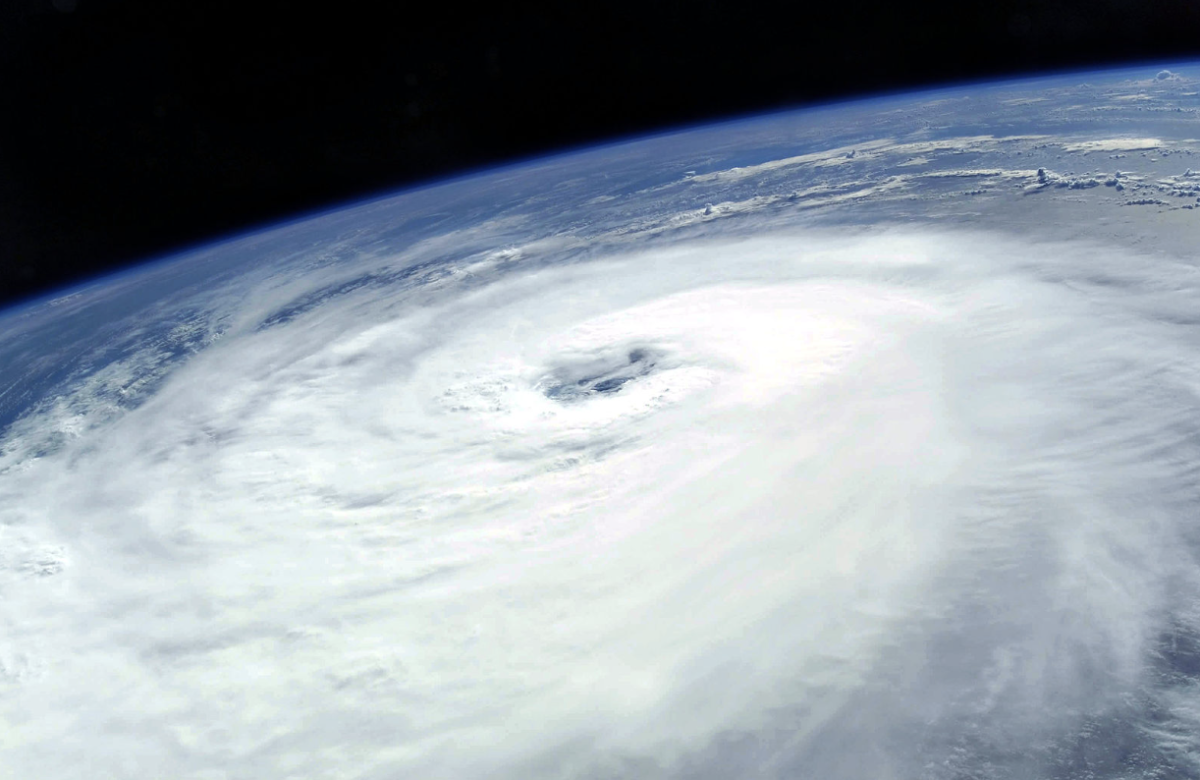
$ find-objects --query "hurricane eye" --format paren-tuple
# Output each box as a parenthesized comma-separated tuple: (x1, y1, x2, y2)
(539, 345, 662, 402)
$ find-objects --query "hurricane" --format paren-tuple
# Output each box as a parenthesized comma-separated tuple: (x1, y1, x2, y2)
(5, 66, 1200, 779)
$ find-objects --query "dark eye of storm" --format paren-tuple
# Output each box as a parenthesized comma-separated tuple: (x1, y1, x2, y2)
(540, 346, 661, 402)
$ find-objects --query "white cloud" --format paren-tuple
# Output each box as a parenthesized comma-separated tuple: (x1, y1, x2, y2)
(686, 136, 1050, 184)
(3, 229, 1200, 778)
(1061, 137, 1163, 152)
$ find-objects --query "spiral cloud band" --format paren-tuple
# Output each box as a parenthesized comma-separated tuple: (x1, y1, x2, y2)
(4, 228, 1200, 778)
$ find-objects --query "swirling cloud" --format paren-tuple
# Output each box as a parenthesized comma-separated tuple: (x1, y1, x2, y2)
(3, 229, 1200, 779)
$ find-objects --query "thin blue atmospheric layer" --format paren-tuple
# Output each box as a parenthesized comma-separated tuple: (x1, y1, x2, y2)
(1, 58, 1198, 448)
(5, 55, 1191, 322)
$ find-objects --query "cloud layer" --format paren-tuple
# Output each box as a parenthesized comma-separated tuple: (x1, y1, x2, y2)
(3, 229, 1200, 778)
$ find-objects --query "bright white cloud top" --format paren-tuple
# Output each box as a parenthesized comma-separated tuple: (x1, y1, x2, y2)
(4, 66, 1200, 779)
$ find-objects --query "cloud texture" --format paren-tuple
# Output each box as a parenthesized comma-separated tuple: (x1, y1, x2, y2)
(3, 228, 1200, 779)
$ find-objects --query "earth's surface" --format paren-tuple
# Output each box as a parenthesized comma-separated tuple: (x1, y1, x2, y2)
(5, 64, 1200, 779)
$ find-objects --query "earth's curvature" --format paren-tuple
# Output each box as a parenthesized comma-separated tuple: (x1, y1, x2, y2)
(5, 65, 1200, 779)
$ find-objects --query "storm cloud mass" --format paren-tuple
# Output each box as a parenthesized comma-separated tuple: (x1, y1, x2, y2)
(4, 68, 1200, 778)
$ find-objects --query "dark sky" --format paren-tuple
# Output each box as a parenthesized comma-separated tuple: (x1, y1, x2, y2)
(3, 0, 1199, 309)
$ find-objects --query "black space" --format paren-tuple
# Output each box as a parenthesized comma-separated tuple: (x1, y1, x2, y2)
(2, 0, 1199, 309)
